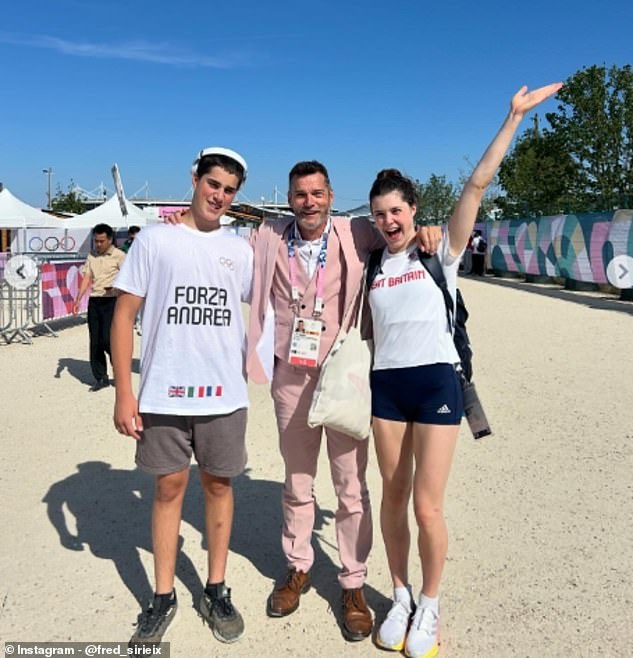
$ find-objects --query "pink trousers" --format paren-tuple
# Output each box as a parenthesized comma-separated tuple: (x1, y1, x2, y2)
(271, 359, 372, 589)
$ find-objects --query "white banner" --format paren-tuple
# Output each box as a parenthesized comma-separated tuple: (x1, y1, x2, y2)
(12, 227, 92, 255)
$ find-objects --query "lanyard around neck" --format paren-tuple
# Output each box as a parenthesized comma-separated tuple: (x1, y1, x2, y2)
(287, 222, 329, 317)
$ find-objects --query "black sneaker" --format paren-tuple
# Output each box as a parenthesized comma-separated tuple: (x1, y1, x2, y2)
(90, 377, 110, 392)
(199, 583, 244, 643)
(129, 592, 178, 646)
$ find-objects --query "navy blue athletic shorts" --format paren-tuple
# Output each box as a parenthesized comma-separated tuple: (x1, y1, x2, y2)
(371, 363, 463, 425)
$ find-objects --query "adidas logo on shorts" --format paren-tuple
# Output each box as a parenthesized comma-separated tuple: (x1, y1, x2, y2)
(436, 404, 451, 414)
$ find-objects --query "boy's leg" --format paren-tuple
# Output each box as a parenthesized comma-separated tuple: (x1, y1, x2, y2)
(153, 468, 189, 593)
(198, 472, 244, 644)
(193, 408, 247, 583)
(193, 409, 247, 643)
(136, 414, 194, 593)
(199, 471, 233, 584)
(130, 413, 193, 646)
(129, 469, 185, 647)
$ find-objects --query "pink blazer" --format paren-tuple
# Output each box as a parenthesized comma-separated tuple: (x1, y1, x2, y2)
(247, 216, 381, 384)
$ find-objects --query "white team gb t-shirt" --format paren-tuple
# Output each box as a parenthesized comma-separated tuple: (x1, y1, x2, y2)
(369, 232, 462, 370)
(114, 223, 253, 415)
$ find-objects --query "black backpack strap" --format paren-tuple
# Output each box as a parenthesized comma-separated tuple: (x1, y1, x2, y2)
(416, 249, 454, 333)
(366, 247, 384, 289)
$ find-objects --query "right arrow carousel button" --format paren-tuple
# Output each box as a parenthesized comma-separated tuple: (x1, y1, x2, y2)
(606, 255, 633, 289)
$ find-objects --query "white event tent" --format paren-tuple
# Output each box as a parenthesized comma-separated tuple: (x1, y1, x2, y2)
(0, 187, 64, 228)
(1, 188, 147, 254)
(60, 194, 148, 229)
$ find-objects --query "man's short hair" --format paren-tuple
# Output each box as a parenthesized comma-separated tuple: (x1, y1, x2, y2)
(128, 226, 141, 236)
(288, 161, 331, 189)
(93, 223, 114, 239)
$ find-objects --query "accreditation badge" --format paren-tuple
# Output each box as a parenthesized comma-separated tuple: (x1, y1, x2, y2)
(288, 317, 322, 367)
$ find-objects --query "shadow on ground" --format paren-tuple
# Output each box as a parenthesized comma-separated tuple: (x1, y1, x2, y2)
(43, 462, 390, 633)
(54, 357, 140, 386)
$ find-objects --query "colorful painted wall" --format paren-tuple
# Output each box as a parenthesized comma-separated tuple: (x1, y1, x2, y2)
(486, 210, 633, 283)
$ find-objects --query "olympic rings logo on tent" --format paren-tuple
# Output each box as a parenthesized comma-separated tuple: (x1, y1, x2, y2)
(29, 237, 44, 251)
(61, 236, 76, 251)
(45, 237, 59, 251)
(28, 235, 76, 252)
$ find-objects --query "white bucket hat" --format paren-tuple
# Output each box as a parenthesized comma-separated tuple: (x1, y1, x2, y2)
(191, 147, 248, 181)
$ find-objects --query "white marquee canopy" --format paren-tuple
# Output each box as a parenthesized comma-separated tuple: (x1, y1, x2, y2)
(60, 194, 148, 228)
(0, 187, 65, 228)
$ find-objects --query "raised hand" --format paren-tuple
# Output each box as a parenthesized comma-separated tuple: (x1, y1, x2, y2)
(511, 82, 563, 118)
(447, 80, 564, 253)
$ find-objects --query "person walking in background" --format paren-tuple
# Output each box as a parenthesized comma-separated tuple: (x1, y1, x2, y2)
(461, 231, 474, 274)
(121, 225, 141, 253)
(112, 147, 253, 647)
(246, 161, 441, 642)
(73, 223, 125, 391)
(470, 229, 487, 276)
(365, 82, 561, 658)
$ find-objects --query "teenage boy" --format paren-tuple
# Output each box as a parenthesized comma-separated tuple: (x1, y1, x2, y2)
(111, 147, 253, 646)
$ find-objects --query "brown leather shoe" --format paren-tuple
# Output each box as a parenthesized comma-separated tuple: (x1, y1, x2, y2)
(341, 587, 373, 641)
(267, 568, 311, 617)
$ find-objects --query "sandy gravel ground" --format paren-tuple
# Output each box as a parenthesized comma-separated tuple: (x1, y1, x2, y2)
(0, 276, 632, 657)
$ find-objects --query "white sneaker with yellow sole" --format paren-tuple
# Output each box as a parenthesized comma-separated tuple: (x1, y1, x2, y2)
(404, 604, 440, 658)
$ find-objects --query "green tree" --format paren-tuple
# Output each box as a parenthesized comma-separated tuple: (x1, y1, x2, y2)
(496, 115, 577, 217)
(51, 181, 86, 214)
(415, 174, 457, 225)
(545, 64, 633, 210)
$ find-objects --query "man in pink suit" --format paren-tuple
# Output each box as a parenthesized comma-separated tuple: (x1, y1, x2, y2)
(247, 161, 439, 641)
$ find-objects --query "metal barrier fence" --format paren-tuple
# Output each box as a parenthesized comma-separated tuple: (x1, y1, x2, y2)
(1, 253, 88, 345)
(0, 273, 57, 345)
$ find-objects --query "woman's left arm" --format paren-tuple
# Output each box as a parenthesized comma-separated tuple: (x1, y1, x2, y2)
(447, 82, 563, 255)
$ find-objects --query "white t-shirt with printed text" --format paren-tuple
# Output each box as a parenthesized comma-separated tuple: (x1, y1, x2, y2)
(114, 223, 253, 415)
(369, 234, 461, 370)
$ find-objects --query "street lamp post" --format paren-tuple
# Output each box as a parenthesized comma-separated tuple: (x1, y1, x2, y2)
(42, 167, 53, 209)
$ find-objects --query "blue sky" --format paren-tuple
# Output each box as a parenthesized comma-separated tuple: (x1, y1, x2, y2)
(2, 0, 632, 211)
